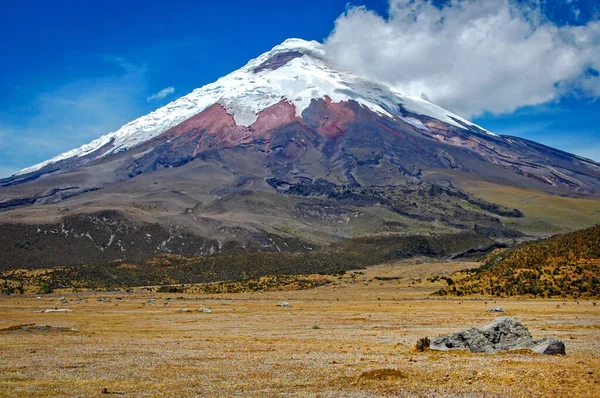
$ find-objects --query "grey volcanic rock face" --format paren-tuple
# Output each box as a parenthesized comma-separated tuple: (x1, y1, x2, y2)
(430, 316, 565, 355)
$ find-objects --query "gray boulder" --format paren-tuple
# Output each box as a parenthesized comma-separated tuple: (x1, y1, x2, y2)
(487, 306, 505, 313)
(430, 327, 496, 353)
(530, 337, 566, 355)
(478, 316, 533, 351)
(430, 316, 565, 355)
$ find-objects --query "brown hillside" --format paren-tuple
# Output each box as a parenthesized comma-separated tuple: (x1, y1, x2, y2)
(434, 225, 600, 298)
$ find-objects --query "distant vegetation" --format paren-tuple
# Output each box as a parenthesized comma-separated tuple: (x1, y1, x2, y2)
(1, 231, 492, 293)
(434, 225, 600, 298)
(159, 274, 333, 295)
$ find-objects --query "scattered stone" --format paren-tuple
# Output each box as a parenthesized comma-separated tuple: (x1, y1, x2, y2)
(97, 297, 112, 303)
(429, 316, 565, 355)
(179, 308, 192, 313)
(0, 324, 78, 333)
(33, 309, 73, 313)
(198, 308, 212, 313)
(147, 299, 155, 304)
(487, 307, 506, 313)
(276, 302, 291, 307)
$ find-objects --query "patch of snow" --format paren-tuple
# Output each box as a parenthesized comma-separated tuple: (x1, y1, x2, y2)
(400, 116, 429, 131)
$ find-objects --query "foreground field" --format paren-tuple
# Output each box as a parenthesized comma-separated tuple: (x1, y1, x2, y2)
(1, 260, 599, 397)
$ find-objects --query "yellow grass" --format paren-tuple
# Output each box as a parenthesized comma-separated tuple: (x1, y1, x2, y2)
(423, 169, 600, 233)
(1, 260, 599, 397)
(462, 181, 600, 233)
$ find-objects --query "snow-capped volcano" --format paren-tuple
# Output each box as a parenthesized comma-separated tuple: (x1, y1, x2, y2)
(2, 37, 600, 196)
(1, 38, 599, 268)
(16, 38, 494, 177)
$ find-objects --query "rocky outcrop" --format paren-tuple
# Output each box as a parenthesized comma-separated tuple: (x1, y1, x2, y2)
(530, 337, 567, 355)
(430, 316, 565, 355)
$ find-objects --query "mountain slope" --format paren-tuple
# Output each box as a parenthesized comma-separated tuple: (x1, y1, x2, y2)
(0, 38, 599, 268)
(434, 225, 600, 298)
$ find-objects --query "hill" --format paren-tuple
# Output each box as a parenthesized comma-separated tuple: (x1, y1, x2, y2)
(434, 225, 600, 298)
(0, 231, 493, 293)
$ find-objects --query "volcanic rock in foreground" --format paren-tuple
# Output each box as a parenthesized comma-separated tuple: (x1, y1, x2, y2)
(430, 316, 566, 355)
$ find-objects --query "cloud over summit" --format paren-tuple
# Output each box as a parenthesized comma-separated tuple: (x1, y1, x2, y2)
(324, 0, 600, 119)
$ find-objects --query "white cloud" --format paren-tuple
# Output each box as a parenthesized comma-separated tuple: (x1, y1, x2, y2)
(147, 86, 175, 101)
(324, 0, 600, 118)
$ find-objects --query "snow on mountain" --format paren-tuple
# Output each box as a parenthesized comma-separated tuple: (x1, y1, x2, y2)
(16, 38, 494, 176)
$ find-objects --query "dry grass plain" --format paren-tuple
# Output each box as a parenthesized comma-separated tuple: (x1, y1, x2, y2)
(424, 169, 600, 234)
(1, 260, 599, 397)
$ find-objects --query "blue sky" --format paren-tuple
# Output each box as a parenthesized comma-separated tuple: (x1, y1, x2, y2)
(0, 0, 599, 177)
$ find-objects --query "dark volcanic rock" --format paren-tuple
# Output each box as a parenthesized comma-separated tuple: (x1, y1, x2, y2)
(430, 316, 565, 355)
(530, 337, 566, 355)
(431, 327, 496, 353)
(448, 243, 509, 260)
(253, 51, 304, 73)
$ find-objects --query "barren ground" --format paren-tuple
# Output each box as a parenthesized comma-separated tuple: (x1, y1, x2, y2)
(1, 260, 599, 397)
